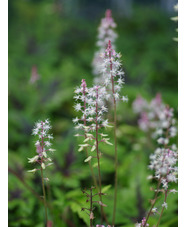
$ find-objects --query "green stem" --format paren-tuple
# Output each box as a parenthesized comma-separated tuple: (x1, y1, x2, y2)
(41, 167, 48, 225)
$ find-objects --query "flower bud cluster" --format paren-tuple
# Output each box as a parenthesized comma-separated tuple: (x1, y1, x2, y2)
(92, 9, 118, 81)
(28, 119, 54, 174)
(73, 79, 113, 162)
(99, 40, 128, 103)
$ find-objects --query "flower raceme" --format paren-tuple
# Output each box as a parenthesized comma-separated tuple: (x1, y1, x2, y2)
(92, 9, 118, 79)
(133, 94, 177, 225)
(28, 119, 54, 173)
(73, 79, 113, 162)
(99, 40, 128, 103)
(148, 106, 178, 191)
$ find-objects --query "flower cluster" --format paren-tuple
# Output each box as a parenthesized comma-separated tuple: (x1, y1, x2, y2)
(92, 9, 118, 81)
(73, 79, 112, 162)
(149, 130, 178, 191)
(133, 94, 177, 223)
(134, 95, 178, 184)
(132, 93, 177, 138)
(28, 119, 54, 174)
(99, 40, 128, 103)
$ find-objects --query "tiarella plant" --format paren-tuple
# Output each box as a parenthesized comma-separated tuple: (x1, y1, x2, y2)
(99, 40, 128, 226)
(92, 9, 118, 84)
(73, 79, 112, 224)
(144, 106, 177, 227)
(133, 95, 178, 226)
(28, 119, 54, 225)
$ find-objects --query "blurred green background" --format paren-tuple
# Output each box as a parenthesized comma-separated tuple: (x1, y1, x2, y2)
(8, 0, 178, 226)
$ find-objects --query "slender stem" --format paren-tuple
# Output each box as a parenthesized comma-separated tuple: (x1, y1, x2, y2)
(40, 121, 48, 225)
(144, 179, 162, 227)
(108, 42, 118, 226)
(156, 191, 168, 227)
(90, 189, 93, 227)
(112, 97, 118, 226)
(95, 88, 104, 222)
(41, 167, 48, 225)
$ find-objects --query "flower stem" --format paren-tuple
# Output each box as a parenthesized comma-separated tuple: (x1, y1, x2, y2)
(112, 96, 118, 226)
(144, 179, 161, 227)
(108, 41, 118, 226)
(90, 188, 93, 227)
(41, 166, 48, 225)
(156, 191, 168, 227)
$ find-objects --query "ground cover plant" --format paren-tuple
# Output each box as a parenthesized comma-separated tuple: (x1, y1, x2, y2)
(9, 1, 178, 226)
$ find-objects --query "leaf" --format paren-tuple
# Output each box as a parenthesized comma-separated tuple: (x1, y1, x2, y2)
(102, 184, 112, 193)
(69, 202, 89, 226)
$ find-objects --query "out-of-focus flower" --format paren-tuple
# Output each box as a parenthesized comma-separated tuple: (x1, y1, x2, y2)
(29, 65, 40, 84)
(92, 9, 118, 82)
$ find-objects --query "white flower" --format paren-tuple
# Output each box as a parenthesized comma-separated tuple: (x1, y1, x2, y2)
(74, 103, 81, 111)
(28, 155, 39, 163)
(45, 141, 51, 147)
(102, 119, 109, 128)
(72, 117, 79, 124)
(162, 202, 168, 209)
(121, 96, 128, 102)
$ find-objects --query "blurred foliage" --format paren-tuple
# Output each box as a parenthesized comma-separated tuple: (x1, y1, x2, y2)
(9, 0, 177, 226)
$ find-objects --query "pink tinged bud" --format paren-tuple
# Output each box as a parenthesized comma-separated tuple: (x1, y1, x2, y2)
(106, 9, 112, 19)
(36, 144, 42, 155)
(81, 79, 87, 90)
(90, 212, 94, 220)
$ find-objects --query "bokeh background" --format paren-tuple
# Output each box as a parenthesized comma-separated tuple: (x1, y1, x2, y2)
(8, 0, 178, 226)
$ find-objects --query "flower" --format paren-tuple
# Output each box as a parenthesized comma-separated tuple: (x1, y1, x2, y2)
(162, 202, 168, 209)
(28, 119, 54, 173)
